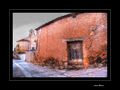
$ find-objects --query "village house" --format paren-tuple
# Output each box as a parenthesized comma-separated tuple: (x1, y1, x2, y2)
(23, 29, 37, 62)
(24, 13, 107, 69)
(28, 29, 37, 51)
(14, 29, 37, 52)
(15, 38, 30, 53)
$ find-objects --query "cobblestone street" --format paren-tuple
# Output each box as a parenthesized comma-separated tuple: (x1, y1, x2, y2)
(13, 59, 107, 77)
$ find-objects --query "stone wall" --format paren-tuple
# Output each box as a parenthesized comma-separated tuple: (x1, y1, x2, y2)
(25, 51, 35, 63)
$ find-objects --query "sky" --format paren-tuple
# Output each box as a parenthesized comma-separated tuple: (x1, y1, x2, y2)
(13, 13, 69, 49)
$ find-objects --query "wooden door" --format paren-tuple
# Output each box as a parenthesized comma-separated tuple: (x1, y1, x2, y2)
(67, 41, 83, 61)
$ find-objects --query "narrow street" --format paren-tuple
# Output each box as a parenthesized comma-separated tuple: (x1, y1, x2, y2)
(13, 59, 107, 77)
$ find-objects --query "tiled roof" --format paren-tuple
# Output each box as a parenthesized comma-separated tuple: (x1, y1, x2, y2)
(35, 13, 80, 30)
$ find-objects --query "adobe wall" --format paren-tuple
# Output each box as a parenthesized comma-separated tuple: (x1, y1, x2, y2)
(35, 13, 107, 67)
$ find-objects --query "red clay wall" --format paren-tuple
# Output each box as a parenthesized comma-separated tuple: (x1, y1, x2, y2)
(35, 13, 107, 66)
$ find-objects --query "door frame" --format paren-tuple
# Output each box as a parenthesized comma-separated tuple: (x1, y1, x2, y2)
(66, 38, 83, 63)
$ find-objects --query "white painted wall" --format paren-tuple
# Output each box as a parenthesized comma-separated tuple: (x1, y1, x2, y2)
(19, 54, 25, 61)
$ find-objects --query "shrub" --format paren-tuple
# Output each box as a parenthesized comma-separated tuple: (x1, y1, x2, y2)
(43, 57, 58, 69)
(88, 51, 107, 67)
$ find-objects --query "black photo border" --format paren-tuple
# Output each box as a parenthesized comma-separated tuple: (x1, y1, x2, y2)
(9, 9, 111, 82)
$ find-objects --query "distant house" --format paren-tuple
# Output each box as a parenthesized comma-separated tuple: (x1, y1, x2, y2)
(25, 13, 107, 69)
(28, 29, 37, 51)
(24, 29, 37, 62)
(15, 38, 30, 53)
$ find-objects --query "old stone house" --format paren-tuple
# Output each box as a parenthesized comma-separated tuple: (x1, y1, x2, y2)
(25, 13, 107, 69)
